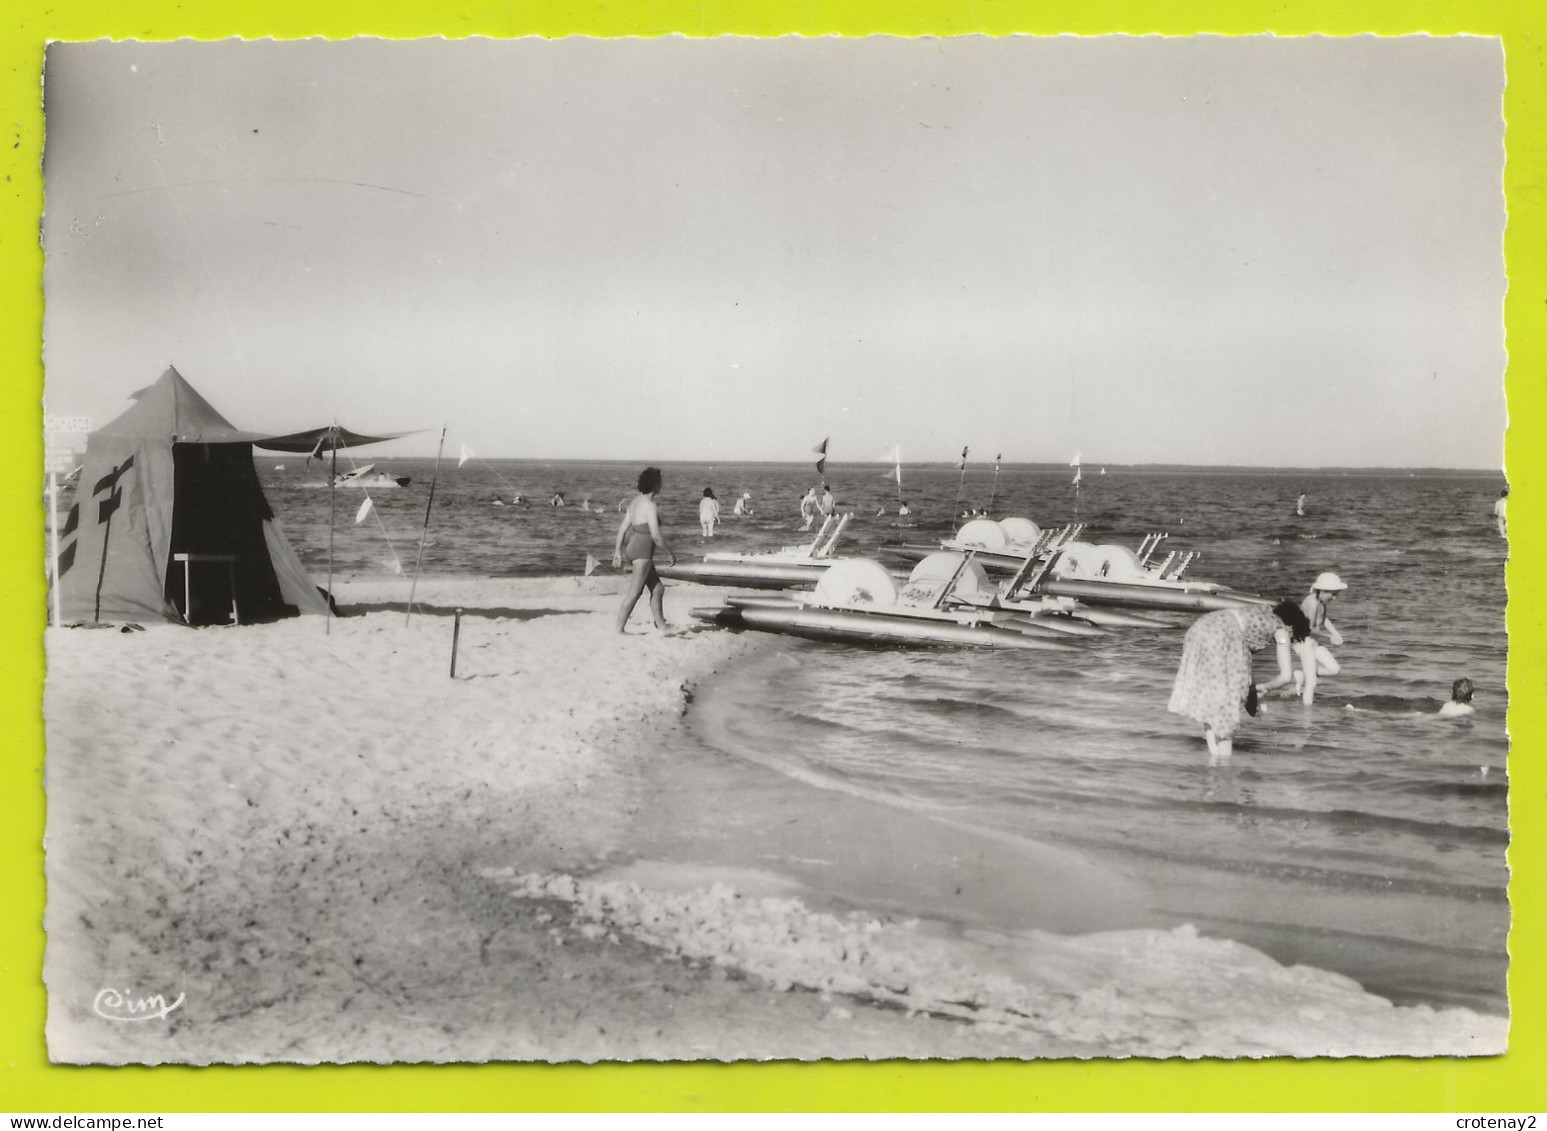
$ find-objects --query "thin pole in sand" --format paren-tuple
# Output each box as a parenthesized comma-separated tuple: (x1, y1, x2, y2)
(450, 607, 463, 678)
(405, 426, 448, 626)
(326, 424, 337, 636)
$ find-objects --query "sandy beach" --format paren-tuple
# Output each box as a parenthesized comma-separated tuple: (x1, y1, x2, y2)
(42, 574, 1506, 1063)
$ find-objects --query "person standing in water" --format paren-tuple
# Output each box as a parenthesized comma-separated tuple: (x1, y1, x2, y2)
(612, 466, 677, 633)
(1295, 492, 1306, 517)
(1494, 488, 1508, 538)
(1295, 572, 1347, 700)
(1168, 599, 1317, 763)
(698, 487, 720, 537)
(798, 486, 819, 529)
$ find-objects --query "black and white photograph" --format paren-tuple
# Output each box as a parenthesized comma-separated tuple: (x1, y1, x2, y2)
(39, 35, 1509, 1063)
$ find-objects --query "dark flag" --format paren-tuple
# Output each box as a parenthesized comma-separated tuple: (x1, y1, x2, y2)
(61, 502, 79, 538)
(957, 445, 969, 471)
(57, 540, 77, 577)
(813, 437, 828, 475)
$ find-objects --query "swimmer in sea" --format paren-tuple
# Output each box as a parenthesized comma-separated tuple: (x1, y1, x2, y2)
(612, 466, 677, 633)
(1494, 488, 1508, 538)
(1439, 678, 1476, 718)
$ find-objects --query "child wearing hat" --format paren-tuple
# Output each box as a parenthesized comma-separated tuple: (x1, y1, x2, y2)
(1295, 572, 1348, 700)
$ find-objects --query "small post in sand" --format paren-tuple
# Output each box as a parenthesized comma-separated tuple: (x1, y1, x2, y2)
(450, 607, 463, 678)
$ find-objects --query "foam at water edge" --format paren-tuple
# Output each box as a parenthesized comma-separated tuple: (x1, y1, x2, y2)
(483, 868, 1507, 1059)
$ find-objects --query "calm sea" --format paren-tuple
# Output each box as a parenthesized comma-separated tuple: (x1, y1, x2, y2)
(261, 456, 1510, 1015)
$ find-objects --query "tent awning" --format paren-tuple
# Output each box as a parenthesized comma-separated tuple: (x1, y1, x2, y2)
(254, 426, 415, 454)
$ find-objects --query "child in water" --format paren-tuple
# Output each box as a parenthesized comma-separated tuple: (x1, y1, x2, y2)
(1439, 678, 1476, 718)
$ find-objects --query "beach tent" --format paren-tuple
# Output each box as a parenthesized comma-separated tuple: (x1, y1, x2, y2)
(54, 366, 336, 625)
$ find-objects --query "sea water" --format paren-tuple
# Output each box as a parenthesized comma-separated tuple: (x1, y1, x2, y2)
(261, 458, 1510, 1016)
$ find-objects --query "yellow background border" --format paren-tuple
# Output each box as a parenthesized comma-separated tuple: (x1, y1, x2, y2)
(3, 2, 1542, 1113)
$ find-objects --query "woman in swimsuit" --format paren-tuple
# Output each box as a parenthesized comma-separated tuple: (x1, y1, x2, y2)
(1295, 571, 1346, 700)
(612, 466, 677, 633)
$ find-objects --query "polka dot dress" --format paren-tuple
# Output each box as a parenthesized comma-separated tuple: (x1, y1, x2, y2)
(1168, 605, 1283, 740)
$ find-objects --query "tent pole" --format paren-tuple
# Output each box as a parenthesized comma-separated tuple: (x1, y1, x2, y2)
(326, 425, 337, 635)
(405, 426, 447, 626)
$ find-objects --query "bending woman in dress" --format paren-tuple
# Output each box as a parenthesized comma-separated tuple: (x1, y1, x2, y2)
(613, 466, 677, 633)
(1168, 599, 1315, 762)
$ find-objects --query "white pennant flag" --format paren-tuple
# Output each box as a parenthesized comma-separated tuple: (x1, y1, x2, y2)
(458, 443, 473, 468)
(584, 552, 600, 577)
(354, 497, 374, 525)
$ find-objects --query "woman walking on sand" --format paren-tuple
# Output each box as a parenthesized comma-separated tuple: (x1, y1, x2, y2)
(1168, 599, 1316, 763)
(613, 466, 677, 633)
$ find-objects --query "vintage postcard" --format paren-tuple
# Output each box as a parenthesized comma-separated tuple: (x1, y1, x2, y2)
(39, 34, 1508, 1064)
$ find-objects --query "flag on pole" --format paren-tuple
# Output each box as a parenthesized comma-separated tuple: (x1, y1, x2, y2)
(813, 437, 828, 475)
(354, 497, 374, 525)
(584, 553, 600, 577)
(876, 444, 902, 482)
(458, 443, 473, 468)
(1069, 451, 1082, 467)
(957, 446, 970, 471)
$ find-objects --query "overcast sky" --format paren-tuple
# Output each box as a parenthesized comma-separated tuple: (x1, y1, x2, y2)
(41, 35, 1505, 467)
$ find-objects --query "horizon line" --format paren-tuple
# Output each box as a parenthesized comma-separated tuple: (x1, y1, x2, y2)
(362, 455, 1504, 475)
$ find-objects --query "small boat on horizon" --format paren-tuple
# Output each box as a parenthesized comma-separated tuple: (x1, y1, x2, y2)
(334, 463, 411, 489)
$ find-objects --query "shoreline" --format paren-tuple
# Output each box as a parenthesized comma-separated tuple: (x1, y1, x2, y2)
(42, 572, 1507, 1062)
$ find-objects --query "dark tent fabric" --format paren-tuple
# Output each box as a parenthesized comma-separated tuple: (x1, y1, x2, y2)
(55, 367, 331, 625)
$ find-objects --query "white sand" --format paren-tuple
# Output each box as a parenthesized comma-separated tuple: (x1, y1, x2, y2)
(42, 573, 1506, 1063)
